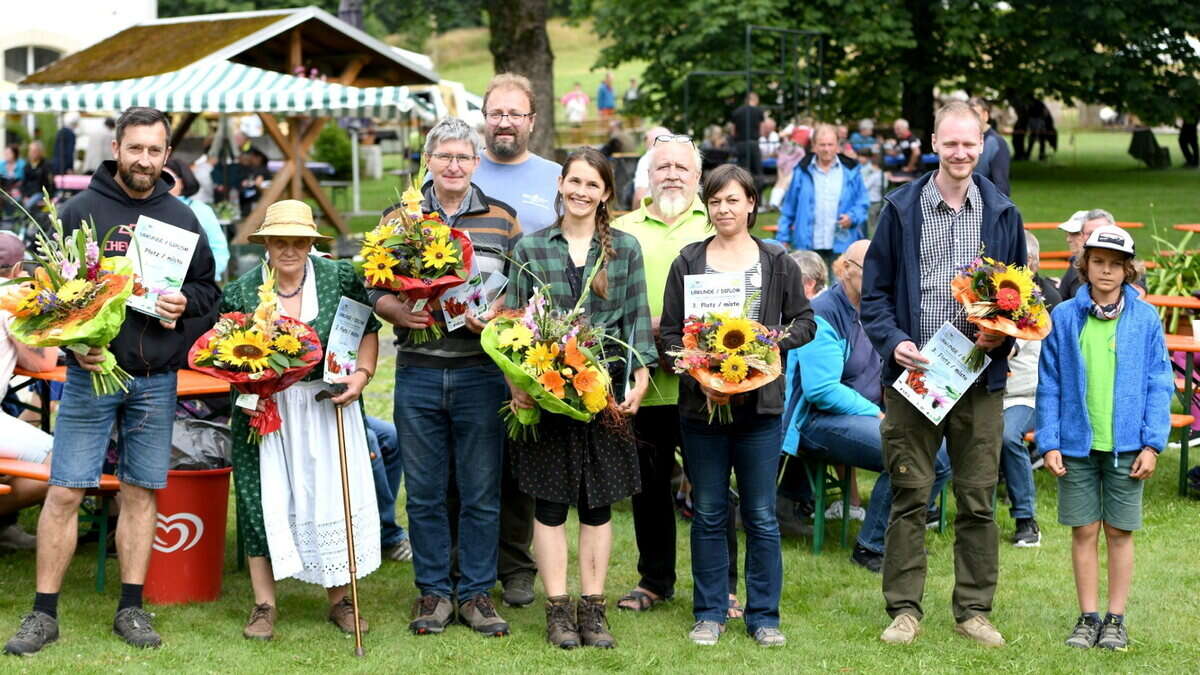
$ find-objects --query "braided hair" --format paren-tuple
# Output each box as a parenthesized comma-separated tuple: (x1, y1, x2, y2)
(553, 147, 618, 300)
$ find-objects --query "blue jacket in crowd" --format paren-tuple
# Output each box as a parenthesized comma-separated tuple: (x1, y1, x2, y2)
(781, 283, 882, 455)
(774, 154, 869, 253)
(861, 172, 1026, 392)
(1034, 283, 1173, 457)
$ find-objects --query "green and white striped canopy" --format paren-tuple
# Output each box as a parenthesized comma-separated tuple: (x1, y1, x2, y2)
(1, 60, 426, 117)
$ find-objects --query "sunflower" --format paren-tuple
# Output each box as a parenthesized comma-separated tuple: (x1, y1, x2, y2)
(713, 317, 755, 354)
(422, 240, 458, 270)
(217, 330, 273, 372)
(271, 333, 303, 356)
(582, 386, 608, 413)
(364, 252, 398, 286)
(719, 354, 749, 383)
(55, 279, 91, 304)
(193, 342, 215, 364)
(538, 370, 567, 398)
(498, 324, 534, 351)
(363, 226, 392, 248)
(990, 265, 1034, 305)
(524, 341, 560, 373)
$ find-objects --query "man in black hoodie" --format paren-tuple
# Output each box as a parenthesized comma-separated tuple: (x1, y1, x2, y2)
(4, 107, 219, 656)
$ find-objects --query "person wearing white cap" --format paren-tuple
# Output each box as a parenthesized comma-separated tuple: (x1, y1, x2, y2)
(1057, 208, 1115, 300)
(1036, 223, 1172, 651)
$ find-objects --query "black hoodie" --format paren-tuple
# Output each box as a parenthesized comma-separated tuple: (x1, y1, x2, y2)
(58, 160, 220, 375)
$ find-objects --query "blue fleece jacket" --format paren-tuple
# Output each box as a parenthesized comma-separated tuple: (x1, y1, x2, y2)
(774, 154, 869, 253)
(861, 172, 1026, 392)
(782, 284, 882, 455)
(1035, 283, 1173, 457)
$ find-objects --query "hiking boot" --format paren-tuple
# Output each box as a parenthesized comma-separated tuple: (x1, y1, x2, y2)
(501, 573, 535, 608)
(0, 524, 36, 551)
(1064, 614, 1101, 649)
(1013, 518, 1041, 548)
(384, 538, 412, 562)
(4, 611, 58, 655)
(578, 595, 614, 648)
(775, 495, 813, 538)
(113, 607, 161, 649)
(243, 603, 277, 641)
(955, 614, 1005, 647)
(459, 594, 509, 637)
(751, 626, 786, 647)
(328, 597, 368, 634)
(880, 614, 920, 645)
(1097, 614, 1128, 651)
(688, 620, 724, 645)
(545, 595, 580, 649)
(409, 594, 454, 635)
(850, 544, 883, 574)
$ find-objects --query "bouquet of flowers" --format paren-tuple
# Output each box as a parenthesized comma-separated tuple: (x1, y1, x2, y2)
(188, 268, 322, 442)
(668, 312, 784, 423)
(480, 287, 620, 440)
(0, 195, 135, 396)
(358, 168, 475, 344)
(951, 256, 1052, 369)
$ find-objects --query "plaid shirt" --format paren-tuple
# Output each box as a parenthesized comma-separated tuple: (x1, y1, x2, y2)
(917, 175, 982, 346)
(510, 226, 658, 373)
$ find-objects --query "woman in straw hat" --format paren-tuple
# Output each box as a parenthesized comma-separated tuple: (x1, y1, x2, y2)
(221, 200, 381, 641)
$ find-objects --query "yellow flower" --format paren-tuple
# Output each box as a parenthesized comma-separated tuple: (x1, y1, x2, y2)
(582, 386, 608, 413)
(401, 184, 423, 219)
(422, 240, 458, 270)
(55, 279, 91, 304)
(991, 264, 1034, 305)
(193, 343, 215, 364)
(217, 330, 273, 372)
(498, 324, 534, 351)
(271, 333, 303, 356)
(719, 355, 749, 383)
(524, 341, 560, 373)
(713, 317, 755, 354)
(363, 226, 391, 248)
(253, 267, 281, 335)
(364, 252, 398, 286)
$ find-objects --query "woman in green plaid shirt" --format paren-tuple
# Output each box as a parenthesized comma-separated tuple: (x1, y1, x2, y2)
(507, 148, 656, 650)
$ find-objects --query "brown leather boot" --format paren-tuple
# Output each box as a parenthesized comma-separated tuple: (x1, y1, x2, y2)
(545, 595, 581, 649)
(243, 603, 277, 640)
(578, 595, 615, 648)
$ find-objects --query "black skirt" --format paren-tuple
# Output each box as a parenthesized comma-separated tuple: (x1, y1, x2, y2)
(512, 411, 641, 509)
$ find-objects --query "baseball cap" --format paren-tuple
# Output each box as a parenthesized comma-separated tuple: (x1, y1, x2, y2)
(1083, 224, 1135, 257)
(1057, 210, 1088, 233)
(0, 231, 26, 267)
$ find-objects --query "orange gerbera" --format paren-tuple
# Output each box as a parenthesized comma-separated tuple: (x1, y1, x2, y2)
(539, 370, 567, 398)
(571, 366, 602, 394)
(563, 335, 587, 370)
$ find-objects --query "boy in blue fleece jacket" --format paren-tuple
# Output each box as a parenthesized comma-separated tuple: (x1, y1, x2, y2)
(1036, 224, 1173, 651)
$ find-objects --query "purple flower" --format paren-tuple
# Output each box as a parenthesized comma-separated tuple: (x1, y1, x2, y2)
(60, 260, 79, 279)
(86, 241, 100, 265)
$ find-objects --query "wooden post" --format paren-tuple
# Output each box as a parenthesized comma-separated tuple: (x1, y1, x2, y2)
(289, 28, 303, 74)
(169, 112, 200, 151)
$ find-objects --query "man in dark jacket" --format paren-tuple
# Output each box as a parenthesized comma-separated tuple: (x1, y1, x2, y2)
(4, 107, 218, 656)
(862, 102, 1026, 648)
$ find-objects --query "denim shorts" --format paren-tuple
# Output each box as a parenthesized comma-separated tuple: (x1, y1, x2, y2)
(1057, 450, 1144, 531)
(49, 366, 177, 490)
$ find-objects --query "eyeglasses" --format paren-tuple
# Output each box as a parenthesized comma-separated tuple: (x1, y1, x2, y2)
(485, 112, 532, 123)
(845, 259, 863, 270)
(654, 134, 694, 146)
(428, 152, 478, 165)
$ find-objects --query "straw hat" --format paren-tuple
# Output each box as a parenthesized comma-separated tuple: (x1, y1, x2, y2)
(248, 200, 333, 243)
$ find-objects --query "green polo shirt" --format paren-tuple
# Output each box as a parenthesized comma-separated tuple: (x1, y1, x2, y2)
(614, 195, 710, 406)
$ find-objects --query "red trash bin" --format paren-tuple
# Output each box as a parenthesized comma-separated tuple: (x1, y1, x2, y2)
(145, 467, 233, 604)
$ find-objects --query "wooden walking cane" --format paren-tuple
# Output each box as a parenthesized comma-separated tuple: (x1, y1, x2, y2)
(316, 384, 365, 657)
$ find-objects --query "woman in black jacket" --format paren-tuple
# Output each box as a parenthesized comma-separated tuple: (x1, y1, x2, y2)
(660, 165, 814, 647)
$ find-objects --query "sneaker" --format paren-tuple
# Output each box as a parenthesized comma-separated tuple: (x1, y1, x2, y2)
(243, 603, 277, 641)
(850, 544, 883, 574)
(880, 614, 920, 645)
(112, 607, 161, 649)
(1013, 518, 1041, 548)
(954, 615, 1005, 647)
(0, 524, 36, 551)
(1097, 614, 1128, 651)
(328, 597, 368, 634)
(824, 501, 867, 522)
(409, 594, 454, 635)
(384, 538, 412, 562)
(1064, 614, 1101, 649)
(751, 626, 786, 647)
(578, 595, 614, 648)
(688, 620, 724, 646)
(459, 594, 510, 637)
(775, 495, 814, 539)
(4, 611, 58, 655)
(545, 596, 580, 649)
(501, 573, 535, 608)
(925, 509, 942, 531)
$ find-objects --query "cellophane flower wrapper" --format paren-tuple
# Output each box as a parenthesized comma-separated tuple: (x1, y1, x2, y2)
(667, 313, 783, 424)
(951, 256, 1053, 369)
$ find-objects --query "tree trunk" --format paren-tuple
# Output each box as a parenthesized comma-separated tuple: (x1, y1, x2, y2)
(485, 0, 556, 158)
(900, 0, 937, 146)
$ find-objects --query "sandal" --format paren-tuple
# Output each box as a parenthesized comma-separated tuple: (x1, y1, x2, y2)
(726, 595, 744, 621)
(617, 588, 666, 612)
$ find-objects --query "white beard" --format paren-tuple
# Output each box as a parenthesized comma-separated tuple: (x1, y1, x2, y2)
(655, 191, 691, 220)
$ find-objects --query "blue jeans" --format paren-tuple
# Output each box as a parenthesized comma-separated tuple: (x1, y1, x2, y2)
(395, 365, 506, 599)
(682, 412, 783, 632)
(1000, 405, 1037, 520)
(50, 366, 177, 490)
(366, 415, 407, 548)
(800, 412, 951, 555)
